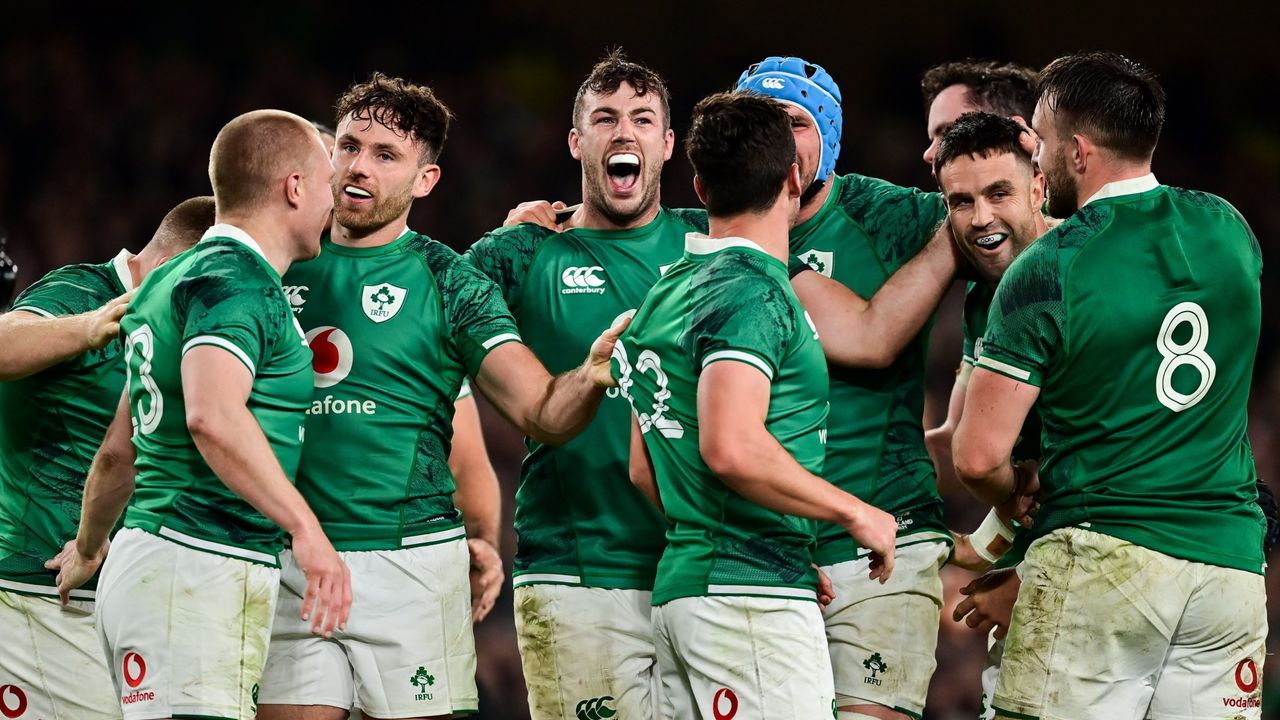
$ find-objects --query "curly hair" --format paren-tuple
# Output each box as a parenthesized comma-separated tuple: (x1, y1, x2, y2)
(573, 48, 671, 129)
(335, 72, 455, 164)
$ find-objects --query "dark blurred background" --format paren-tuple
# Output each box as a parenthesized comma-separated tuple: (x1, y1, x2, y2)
(3, 1, 1276, 717)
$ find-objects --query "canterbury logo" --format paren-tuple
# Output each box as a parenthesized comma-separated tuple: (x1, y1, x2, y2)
(561, 266, 606, 295)
(761, 77, 785, 89)
(575, 695, 616, 720)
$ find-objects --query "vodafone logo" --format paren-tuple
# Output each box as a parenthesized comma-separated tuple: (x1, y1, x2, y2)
(123, 651, 147, 688)
(306, 326, 354, 388)
(0, 685, 26, 718)
(1235, 658, 1259, 693)
(712, 687, 738, 720)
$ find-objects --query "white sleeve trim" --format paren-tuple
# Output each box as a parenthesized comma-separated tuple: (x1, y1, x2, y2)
(702, 349, 774, 380)
(182, 335, 256, 376)
(975, 355, 1032, 381)
(481, 332, 522, 350)
(11, 306, 55, 318)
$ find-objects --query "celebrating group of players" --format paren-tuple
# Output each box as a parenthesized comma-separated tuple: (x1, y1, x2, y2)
(0, 46, 1269, 720)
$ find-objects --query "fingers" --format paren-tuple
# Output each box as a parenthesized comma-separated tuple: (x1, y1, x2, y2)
(503, 201, 560, 230)
(994, 623, 1009, 640)
(605, 314, 632, 339)
(953, 595, 977, 622)
(300, 569, 319, 627)
(878, 547, 896, 583)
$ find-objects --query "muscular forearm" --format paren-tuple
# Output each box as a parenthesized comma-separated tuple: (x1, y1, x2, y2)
(76, 423, 137, 556)
(188, 405, 321, 538)
(521, 363, 605, 445)
(454, 469, 501, 548)
(0, 311, 97, 380)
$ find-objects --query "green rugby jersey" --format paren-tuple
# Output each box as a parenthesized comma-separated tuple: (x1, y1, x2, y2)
(465, 208, 706, 589)
(791, 174, 950, 565)
(0, 251, 132, 598)
(963, 281, 1043, 465)
(613, 234, 829, 606)
(122, 225, 312, 566)
(978, 176, 1265, 574)
(286, 229, 520, 551)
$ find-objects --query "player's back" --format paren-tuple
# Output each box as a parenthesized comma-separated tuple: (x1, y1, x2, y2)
(986, 182, 1263, 573)
(121, 227, 312, 563)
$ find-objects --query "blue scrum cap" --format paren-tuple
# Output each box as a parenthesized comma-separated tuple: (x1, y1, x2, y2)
(736, 56, 843, 184)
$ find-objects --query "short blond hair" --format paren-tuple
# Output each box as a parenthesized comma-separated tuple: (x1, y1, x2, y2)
(147, 196, 215, 254)
(208, 110, 322, 213)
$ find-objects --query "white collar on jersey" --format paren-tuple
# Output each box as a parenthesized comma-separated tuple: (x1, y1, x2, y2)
(684, 232, 768, 256)
(1083, 173, 1159, 207)
(201, 223, 268, 262)
(111, 249, 135, 291)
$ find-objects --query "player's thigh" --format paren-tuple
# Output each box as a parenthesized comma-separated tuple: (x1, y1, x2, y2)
(821, 540, 948, 716)
(341, 539, 477, 719)
(514, 583, 659, 720)
(1147, 564, 1266, 719)
(96, 528, 279, 720)
(660, 595, 835, 720)
(258, 549, 354, 712)
(0, 589, 120, 720)
(993, 528, 1193, 720)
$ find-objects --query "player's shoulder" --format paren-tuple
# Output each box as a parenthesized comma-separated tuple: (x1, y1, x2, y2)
(833, 172, 944, 219)
(663, 207, 710, 233)
(692, 249, 790, 311)
(405, 232, 501, 291)
(12, 258, 122, 316)
(469, 222, 556, 257)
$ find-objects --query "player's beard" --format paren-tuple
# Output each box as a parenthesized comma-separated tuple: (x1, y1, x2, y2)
(1042, 150, 1080, 220)
(583, 158, 662, 227)
(334, 181, 416, 236)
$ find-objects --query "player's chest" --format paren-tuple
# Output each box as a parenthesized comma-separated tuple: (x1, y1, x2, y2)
(789, 228, 889, 296)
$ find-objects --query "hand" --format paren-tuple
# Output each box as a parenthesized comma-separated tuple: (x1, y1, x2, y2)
(46, 538, 108, 605)
(953, 567, 1021, 639)
(948, 531, 994, 572)
(814, 564, 836, 607)
(468, 538, 504, 623)
(83, 290, 133, 350)
(843, 500, 897, 583)
(587, 314, 632, 388)
(504, 200, 572, 231)
(996, 462, 1040, 529)
(290, 528, 351, 637)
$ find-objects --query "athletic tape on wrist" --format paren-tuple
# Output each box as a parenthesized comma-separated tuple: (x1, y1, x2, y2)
(971, 509, 1015, 564)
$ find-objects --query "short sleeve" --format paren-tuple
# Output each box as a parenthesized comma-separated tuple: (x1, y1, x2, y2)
(175, 250, 281, 376)
(975, 241, 1065, 387)
(960, 282, 984, 367)
(456, 378, 473, 401)
(439, 252, 522, 378)
(683, 254, 794, 382)
(462, 224, 551, 317)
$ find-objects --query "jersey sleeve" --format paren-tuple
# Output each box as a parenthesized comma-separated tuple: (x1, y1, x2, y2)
(665, 207, 710, 234)
(10, 265, 114, 318)
(838, 174, 947, 272)
(173, 249, 282, 376)
(435, 248, 522, 378)
(975, 238, 1065, 387)
(960, 282, 983, 367)
(462, 224, 551, 317)
(683, 254, 794, 381)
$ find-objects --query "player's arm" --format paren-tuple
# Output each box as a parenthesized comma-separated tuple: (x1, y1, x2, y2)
(182, 345, 350, 636)
(792, 222, 958, 369)
(953, 367, 1040, 526)
(472, 317, 627, 445)
(448, 392, 504, 623)
(0, 292, 131, 381)
(49, 388, 137, 602)
(925, 364, 970, 473)
(698, 360, 897, 582)
(628, 412, 663, 513)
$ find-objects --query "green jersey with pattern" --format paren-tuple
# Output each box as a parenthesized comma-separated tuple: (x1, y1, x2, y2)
(613, 234, 829, 606)
(286, 229, 520, 551)
(121, 225, 312, 565)
(465, 208, 706, 589)
(791, 174, 949, 565)
(0, 252, 132, 597)
(978, 177, 1265, 574)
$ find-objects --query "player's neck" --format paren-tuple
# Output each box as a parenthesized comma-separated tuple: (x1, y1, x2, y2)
(330, 214, 410, 249)
(707, 207, 791, 264)
(1075, 162, 1154, 208)
(794, 176, 833, 226)
(575, 196, 661, 232)
(215, 214, 296, 277)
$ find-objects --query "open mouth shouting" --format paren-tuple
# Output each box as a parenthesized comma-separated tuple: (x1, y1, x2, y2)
(606, 152, 641, 195)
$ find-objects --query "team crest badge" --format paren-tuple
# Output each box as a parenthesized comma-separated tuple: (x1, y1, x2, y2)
(361, 283, 408, 323)
(798, 248, 834, 278)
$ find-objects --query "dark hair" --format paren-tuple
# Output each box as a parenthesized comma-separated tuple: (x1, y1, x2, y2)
(686, 92, 794, 217)
(1037, 52, 1165, 161)
(335, 72, 454, 164)
(921, 59, 1038, 120)
(573, 48, 671, 130)
(150, 196, 216, 254)
(310, 120, 336, 140)
(934, 112, 1033, 173)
